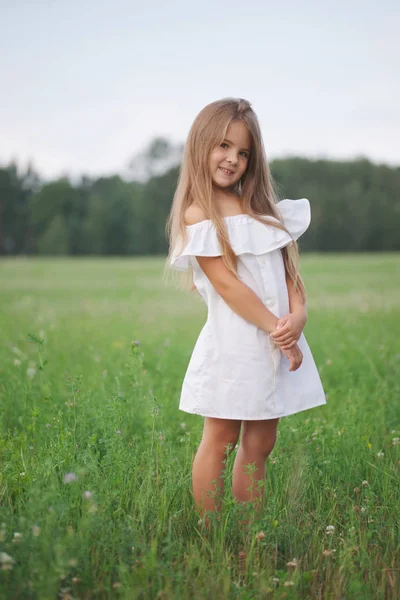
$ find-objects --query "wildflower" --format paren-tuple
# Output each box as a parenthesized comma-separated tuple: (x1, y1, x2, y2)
(326, 359, 332, 366)
(83, 491, 93, 500)
(13, 532, 23, 543)
(13, 359, 21, 366)
(325, 525, 335, 534)
(354, 505, 360, 513)
(0, 552, 15, 570)
(45, 423, 51, 428)
(32, 525, 41, 537)
(63, 472, 78, 484)
(69, 558, 78, 567)
(255, 531, 265, 540)
(322, 549, 336, 557)
(392, 437, 400, 446)
(27, 367, 36, 378)
(131, 340, 140, 347)
(377, 451, 384, 458)
(354, 487, 360, 495)
(112, 582, 121, 589)
(286, 558, 298, 568)
(20, 472, 26, 477)
(284, 580, 294, 587)
(180, 423, 187, 429)
(361, 507, 367, 513)
(362, 480, 369, 487)
(116, 430, 121, 435)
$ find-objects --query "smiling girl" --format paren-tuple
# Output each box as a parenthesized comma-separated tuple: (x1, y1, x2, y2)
(165, 97, 326, 527)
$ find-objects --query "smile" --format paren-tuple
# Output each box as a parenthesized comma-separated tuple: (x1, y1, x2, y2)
(219, 167, 234, 175)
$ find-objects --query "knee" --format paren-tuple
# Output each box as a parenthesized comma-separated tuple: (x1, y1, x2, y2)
(216, 435, 240, 457)
(241, 430, 277, 459)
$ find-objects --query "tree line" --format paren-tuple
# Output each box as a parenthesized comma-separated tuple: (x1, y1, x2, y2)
(1, 141, 399, 256)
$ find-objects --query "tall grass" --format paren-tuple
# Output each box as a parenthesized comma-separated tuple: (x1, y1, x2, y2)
(0, 254, 399, 599)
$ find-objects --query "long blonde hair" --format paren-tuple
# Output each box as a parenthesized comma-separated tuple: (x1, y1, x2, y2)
(164, 97, 306, 303)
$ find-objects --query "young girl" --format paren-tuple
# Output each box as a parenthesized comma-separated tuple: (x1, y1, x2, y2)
(165, 97, 326, 526)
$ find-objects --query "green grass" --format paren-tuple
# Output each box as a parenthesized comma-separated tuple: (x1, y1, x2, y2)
(0, 254, 399, 599)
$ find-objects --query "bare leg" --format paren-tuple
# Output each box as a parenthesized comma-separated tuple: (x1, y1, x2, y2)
(232, 418, 279, 519)
(192, 416, 241, 525)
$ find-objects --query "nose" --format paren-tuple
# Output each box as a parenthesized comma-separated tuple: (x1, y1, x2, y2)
(226, 149, 239, 165)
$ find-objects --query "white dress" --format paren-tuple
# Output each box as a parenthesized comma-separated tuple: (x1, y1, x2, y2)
(169, 198, 327, 420)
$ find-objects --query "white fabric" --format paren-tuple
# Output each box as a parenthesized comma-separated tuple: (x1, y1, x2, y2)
(169, 198, 327, 420)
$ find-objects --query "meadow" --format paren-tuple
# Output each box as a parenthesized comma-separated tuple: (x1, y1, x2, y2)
(0, 253, 399, 599)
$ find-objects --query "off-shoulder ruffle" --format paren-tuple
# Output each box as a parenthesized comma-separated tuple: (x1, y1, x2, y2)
(170, 198, 311, 271)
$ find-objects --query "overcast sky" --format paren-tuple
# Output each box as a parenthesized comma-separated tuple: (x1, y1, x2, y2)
(1, 0, 399, 180)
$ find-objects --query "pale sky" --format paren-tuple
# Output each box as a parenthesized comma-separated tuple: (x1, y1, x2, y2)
(1, 0, 399, 180)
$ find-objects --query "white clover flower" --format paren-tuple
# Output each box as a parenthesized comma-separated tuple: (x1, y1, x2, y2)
(63, 472, 78, 484)
(0, 552, 15, 566)
(13, 532, 23, 543)
(376, 451, 384, 458)
(27, 367, 36, 378)
(13, 359, 22, 366)
(325, 525, 335, 535)
(83, 491, 93, 500)
(284, 580, 294, 587)
(362, 480, 369, 487)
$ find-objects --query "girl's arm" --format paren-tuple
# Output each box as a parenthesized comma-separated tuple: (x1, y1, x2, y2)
(194, 256, 302, 371)
(196, 255, 279, 333)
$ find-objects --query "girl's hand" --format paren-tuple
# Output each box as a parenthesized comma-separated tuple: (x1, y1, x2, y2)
(281, 343, 303, 372)
(270, 310, 307, 350)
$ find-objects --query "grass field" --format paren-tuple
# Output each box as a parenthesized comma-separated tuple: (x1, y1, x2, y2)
(0, 254, 399, 599)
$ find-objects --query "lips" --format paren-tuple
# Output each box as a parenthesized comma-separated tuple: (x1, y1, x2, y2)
(219, 167, 235, 175)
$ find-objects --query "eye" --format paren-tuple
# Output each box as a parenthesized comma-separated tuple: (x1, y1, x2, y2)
(240, 151, 249, 158)
(220, 142, 228, 148)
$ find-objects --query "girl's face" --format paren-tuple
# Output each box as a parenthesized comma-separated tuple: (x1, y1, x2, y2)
(209, 120, 251, 191)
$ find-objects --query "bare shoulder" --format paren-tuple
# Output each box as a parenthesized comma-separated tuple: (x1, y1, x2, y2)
(184, 204, 209, 226)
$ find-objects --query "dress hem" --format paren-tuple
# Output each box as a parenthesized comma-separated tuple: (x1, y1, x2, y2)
(178, 398, 327, 420)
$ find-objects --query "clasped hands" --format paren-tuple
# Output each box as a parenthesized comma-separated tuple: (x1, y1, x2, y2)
(269, 310, 307, 372)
